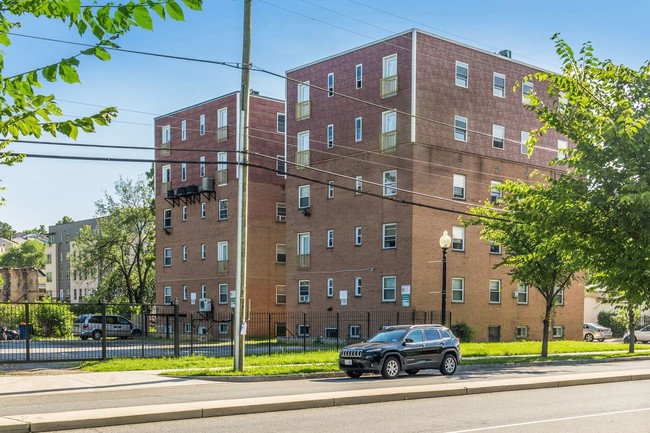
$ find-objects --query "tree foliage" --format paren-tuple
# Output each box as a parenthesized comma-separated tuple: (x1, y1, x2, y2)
(72, 174, 155, 304)
(55, 216, 75, 226)
(0, 0, 202, 166)
(0, 239, 45, 268)
(0, 221, 14, 239)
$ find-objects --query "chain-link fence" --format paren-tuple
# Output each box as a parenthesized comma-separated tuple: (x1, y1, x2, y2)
(0, 302, 447, 363)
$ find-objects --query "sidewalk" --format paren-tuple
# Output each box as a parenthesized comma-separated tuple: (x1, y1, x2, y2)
(1, 362, 650, 433)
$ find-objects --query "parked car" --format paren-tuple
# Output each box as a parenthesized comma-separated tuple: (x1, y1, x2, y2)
(623, 325, 650, 344)
(73, 314, 143, 340)
(338, 324, 461, 379)
(583, 323, 612, 342)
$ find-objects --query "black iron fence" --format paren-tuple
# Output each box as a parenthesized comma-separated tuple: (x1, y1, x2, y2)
(0, 302, 447, 363)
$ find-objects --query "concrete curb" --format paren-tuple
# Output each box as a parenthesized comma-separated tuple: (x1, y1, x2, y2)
(2, 369, 650, 432)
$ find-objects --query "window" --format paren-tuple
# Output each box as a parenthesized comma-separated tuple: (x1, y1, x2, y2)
(452, 226, 465, 251)
(219, 284, 228, 304)
(201, 243, 206, 260)
(217, 241, 228, 271)
(201, 284, 207, 299)
(349, 325, 361, 338)
(555, 287, 564, 306)
(382, 223, 397, 249)
(452, 278, 464, 303)
(46, 272, 52, 282)
(355, 64, 362, 89)
(276, 155, 286, 175)
(454, 116, 468, 142)
(355, 117, 363, 142)
(355, 176, 363, 195)
(163, 248, 172, 267)
(277, 113, 286, 133)
(455, 61, 468, 87)
(276, 203, 286, 222)
(182, 245, 188, 261)
(163, 209, 172, 228)
(381, 54, 398, 97)
(162, 165, 171, 183)
(297, 232, 310, 269)
(297, 81, 310, 120)
(327, 124, 334, 148)
(327, 278, 334, 297)
(355, 226, 362, 246)
(381, 110, 397, 152)
(492, 125, 505, 149)
(181, 120, 187, 141)
(164, 286, 172, 305)
(382, 276, 396, 302)
(327, 72, 334, 97)
(326, 229, 334, 248)
(553, 326, 564, 338)
(218, 199, 228, 220)
(183, 285, 188, 301)
(217, 107, 228, 142)
(383, 170, 397, 196)
(489, 280, 501, 304)
(298, 280, 310, 303)
(297, 131, 310, 167)
(276, 285, 286, 305)
(522, 81, 534, 104)
(521, 131, 530, 155)
(517, 284, 528, 304)
(199, 114, 205, 135)
(298, 185, 310, 209)
(453, 174, 466, 200)
(493, 73, 505, 98)
(490, 181, 503, 203)
(557, 140, 567, 160)
(199, 156, 206, 177)
(200, 202, 206, 219)
(327, 181, 334, 199)
(516, 326, 528, 338)
(217, 152, 227, 185)
(354, 277, 362, 297)
(182, 206, 187, 221)
(297, 324, 310, 337)
(46, 254, 52, 264)
(276, 244, 286, 263)
(181, 163, 187, 181)
(218, 323, 228, 335)
(490, 241, 502, 255)
(162, 125, 171, 144)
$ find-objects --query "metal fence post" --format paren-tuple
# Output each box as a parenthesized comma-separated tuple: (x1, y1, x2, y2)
(302, 312, 307, 353)
(24, 303, 30, 362)
(189, 313, 194, 356)
(336, 311, 340, 350)
(101, 300, 107, 361)
(173, 300, 180, 357)
(267, 312, 272, 356)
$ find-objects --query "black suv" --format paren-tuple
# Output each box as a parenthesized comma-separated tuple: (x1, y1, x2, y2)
(338, 324, 461, 379)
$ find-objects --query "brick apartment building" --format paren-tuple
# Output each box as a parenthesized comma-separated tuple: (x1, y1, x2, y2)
(284, 29, 583, 342)
(154, 91, 287, 330)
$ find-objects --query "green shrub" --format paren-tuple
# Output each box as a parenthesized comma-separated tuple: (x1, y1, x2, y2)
(451, 321, 474, 342)
(30, 297, 76, 337)
(597, 310, 627, 337)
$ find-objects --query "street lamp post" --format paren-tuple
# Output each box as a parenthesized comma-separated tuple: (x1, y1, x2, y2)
(439, 231, 452, 326)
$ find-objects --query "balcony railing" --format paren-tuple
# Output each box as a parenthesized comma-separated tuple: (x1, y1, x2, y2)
(216, 169, 227, 186)
(381, 130, 397, 152)
(296, 100, 311, 120)
(161, 141, 171, 156)
(216, 126, 228, 142)
(381, 75, 398, 98)
(297, 254, 311, 270)
(296, 150, 310, 168)
(217, 260, 229, 274)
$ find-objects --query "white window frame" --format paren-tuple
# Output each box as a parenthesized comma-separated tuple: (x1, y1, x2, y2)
(276, 155, 286, 175)
(490, 241, 502, 255)
(454, 115, 468, 142)
(489, 280, 502, 304)
(555, 286, 565, 306)
(522, 81, 534, 104)
(199, 114, 205, 135)
(182, 206, 187, 222)
(200, 243, 206, 260)
(162, 165, 171, 183)
(349, 325, 361, 338)
(162, 125, 171, 144)
(452, 226, 465, 251)
(355, 117, 363, 142)
(298, 82, 310, 103)
(163, 208, 172, 228)
(521, 131, 530, 155)
(383, 170, 397, 196)
(453, 174, 466, 200)
(298, 232, 310, 256)
(182, 245, 188, 261)
(326, 229, 334, 249)
(298, 280, 310, 303)
(491, 181, 503, 203)
(327, 278, 334, 297)
(218, 107, 227, 128)
(277, 113, 286, 133)
(199, 156, 206, 178)
(219, 283, 228, 304)
(163, 286, 172, 305)
(201, 202, 206, 219)
(382, 223, 397, 249)
(218, 199, 228, 220)
(275, 244, 286, 264)
(355, 64, 363, 89)
(327, 124, 334, 148)
(217, 241, 228, 263)
(516, 326, 528, 338)
(327, 181, 334, 199)
(276, 203, 286, 222)
(354, 277, 362, 297)
(383, 54, 397, 78)
(382, 276, 396, 302)
(557, 140, 567, 160)
(182, 285, 188, 301)
(327, 72, 334, 97)
(552, 326, 564, 338)
(181, 162, 187, 181)
(201, 284, 207, 299)
(455, 61, 468, 88)
(181, 120, 186, 141)
(298, 185, 310, 209)
(276, 285, 286, 305)
(493, 73, 505, 98)
(451, 277, 464, 303)
(355, 226, 362, 246)
(492, 124, 505, 149)
(517, 284, 529, 305)
(355, 176, 363, 195)
(163, 248, 172, 267)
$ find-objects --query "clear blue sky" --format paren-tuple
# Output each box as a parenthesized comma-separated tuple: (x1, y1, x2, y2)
(0, 0, 648, 231)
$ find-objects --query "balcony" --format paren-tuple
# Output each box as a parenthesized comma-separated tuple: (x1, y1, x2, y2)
(296, 150, 310, 169)
(216, 126, 228, 142)
(297, 254, 311, 270)
(216, 169, 227, 186)
(381, 130, 397, 152)
(161, 141, 171, 156)
(217, 260, 229, 274)
(381, 75, 398, 98)
(296, 100, 310, 120)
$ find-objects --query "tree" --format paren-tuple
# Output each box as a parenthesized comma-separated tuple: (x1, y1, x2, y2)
(0, 221, 13, 239)
(465, 179, 584, 357)
(72, 174, 155, 304)
(522, 35, 650, 352)
(0, 1, 202, 168)
(23, 225, 47, 236)
(0, 239, 45, 268)
(55, 216, 75, 226)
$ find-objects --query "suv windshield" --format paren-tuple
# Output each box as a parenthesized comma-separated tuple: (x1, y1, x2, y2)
(367, 329, 407, 343)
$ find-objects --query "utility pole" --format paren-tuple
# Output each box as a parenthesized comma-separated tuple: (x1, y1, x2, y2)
(234, 0, 252, 372)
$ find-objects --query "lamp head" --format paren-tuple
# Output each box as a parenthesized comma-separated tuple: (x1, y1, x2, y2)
(439, 230, 452, 249)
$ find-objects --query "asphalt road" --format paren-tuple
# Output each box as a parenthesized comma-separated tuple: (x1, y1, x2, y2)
(47, 379, 650, 433)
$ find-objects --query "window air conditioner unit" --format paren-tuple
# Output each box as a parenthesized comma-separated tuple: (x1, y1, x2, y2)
(199, 298, 212, 312)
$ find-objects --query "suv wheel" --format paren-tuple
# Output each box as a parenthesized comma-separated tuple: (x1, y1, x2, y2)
(345, 371, 362, 379)
(440, 353, 457, 375)
(584, 333, 594, 342)
(132, 329, 143, 338)
(92, 330, 102, 340)
(381, 356, 400, 379)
